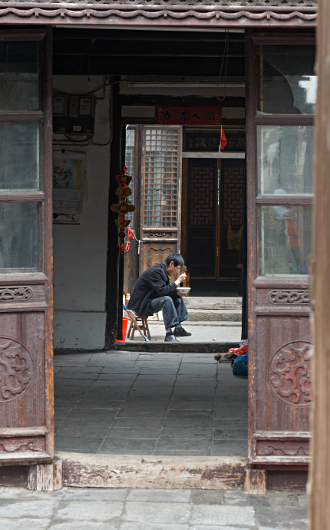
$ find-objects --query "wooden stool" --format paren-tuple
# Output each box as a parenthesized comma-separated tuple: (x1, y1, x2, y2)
(127, 316, 151, 340)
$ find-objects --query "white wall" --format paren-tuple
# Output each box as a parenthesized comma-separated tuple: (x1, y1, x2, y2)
(52, 76, 111, 350)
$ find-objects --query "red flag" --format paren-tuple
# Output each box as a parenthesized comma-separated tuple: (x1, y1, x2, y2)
(220, 127, 227, 151)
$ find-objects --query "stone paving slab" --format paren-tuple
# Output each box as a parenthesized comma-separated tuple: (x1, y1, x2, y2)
(54, 351, 248, 456)
(0, 487, 308, 530)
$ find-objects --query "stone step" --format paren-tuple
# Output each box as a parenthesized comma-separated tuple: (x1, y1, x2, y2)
(187, 309, 242, 322)
(184, 296, 242, 311)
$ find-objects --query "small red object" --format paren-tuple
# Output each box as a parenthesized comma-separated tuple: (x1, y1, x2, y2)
(220, 127, 227, 151)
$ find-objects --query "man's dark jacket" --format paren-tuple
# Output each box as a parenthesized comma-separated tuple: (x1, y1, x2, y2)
(127, 261, 178, 316)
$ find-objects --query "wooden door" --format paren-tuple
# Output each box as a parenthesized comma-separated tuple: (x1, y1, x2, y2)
(140, 126, 182, 272)
(0, 29, 54, 462)
(187, 158, 217, 278)
(246, 31, 315, 466)
(219, 159, 245, 279)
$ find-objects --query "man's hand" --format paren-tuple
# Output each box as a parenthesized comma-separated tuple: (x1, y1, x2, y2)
(177, 292, 188, 297)
(175, 272, 187, 286)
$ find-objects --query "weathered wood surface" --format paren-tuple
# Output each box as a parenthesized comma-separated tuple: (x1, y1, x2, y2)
(244, 469, 266, 495)
(28, 457, 63, 491)
(58, 453, 247, 490)
(0, 28, 54, 464)
(310, 1, 330, 528)
(246, 30, 313, 467)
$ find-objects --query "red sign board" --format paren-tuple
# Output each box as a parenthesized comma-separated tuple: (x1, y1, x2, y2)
(155, 107, 221, 125)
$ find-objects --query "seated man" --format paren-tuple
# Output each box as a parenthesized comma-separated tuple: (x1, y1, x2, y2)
(127, 253, 191, 343)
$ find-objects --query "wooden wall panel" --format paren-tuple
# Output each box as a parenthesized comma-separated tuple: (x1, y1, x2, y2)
(0, 312, 46, 429)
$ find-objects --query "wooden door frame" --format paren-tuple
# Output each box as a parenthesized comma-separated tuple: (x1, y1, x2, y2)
(181, 150, 246, 280)
(310, 1, 330, 526)
(245, 29, 314, 467)
(0, 27, 54, 463)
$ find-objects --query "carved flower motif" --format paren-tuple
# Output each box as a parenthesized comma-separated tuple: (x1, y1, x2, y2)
(0, 337, 33, 403)
(269, 341, 312, 406)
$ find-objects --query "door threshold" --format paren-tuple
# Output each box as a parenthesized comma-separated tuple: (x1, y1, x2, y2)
(56, 452, 248, 490)
(111, 341, 239, 353)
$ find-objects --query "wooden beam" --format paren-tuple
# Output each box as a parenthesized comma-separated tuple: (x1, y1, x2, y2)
(118, 95, 245, 108)
(310, 1, 330, 529)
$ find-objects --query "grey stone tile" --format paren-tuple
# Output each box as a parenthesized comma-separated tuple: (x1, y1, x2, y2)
(56, 420, 111, 438)
(0, 519, 50, 529)
(126, 489, 190, 503)
(256, 507, 308, 529)
(117, 407, 167, 418)
(168, 401, 214, 411)
(50, 523, 118, 530)
(55, 500, 124, 521)
(213, 428, 248, 440)
(210, 440, 247, 456)
(267, 493, 299, 507)
(106, 428, 162, 439)
(99, 439, 157, 454)
(139, 367, 179, 375)
(297, 494, 308, 508)
(190, 505, 255, 526)
(174, 379, 217, 387)
(135, 375, 177, 381)
(190, 490, 225, 505)
(63, 489, 128, 501)
(120, 523, 190, 530)
(213, 418, 248, 429)
(55, 372, 99, 380)
(156, 436, 210, 452)
(160, 428, 211, 438)
(123, 501, 190, 524)
(75, 398, 125, 410)
(112, 418, 163, 429)
(190, 526, 252, 530)
(0, 499, 58, 518)
(98, 374, 137, 381)
(55, 436, 103, 453)
(1, 487, 65, 499)
(223, 491, 248, 505)
(154, 449, 208, 456)
(94, 366, 138, 373)
(67, 409, 119, 420)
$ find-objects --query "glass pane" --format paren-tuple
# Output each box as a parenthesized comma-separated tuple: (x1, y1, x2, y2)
(258, 126, 314, 195)
(0, 41, 39, 111)
(258, 205, 312, 276)
(260, 45, 316, 115)
(0, 202, 42, 272)
(125, 128, 135, 225)
(0, 122, 40, 191)
(144, 128, 179, 228)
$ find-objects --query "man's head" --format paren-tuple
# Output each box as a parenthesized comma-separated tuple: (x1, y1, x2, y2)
(164, 253, 185, 276)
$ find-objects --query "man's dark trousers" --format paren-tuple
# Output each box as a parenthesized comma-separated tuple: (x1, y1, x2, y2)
(150, 296, 188, 330)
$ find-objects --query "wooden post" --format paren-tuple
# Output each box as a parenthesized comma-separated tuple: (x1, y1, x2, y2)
(310, 2, 330, 529)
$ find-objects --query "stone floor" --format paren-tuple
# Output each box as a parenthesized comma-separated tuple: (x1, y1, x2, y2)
(0, 487, 308, 530)
(123, 321, 242, 344)
(55, 351, 248, 456)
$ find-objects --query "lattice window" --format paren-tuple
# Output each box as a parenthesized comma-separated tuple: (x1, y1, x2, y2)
(125, 128, 135, 224)
(143, 128, 178, 228)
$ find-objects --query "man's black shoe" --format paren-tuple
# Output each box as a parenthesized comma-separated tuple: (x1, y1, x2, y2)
(174, 326, 192, 337)
(165, 333, 180, 342)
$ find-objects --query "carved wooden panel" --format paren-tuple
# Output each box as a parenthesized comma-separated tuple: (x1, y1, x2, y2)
(269, 340, 312, 407)
(0, 313, 45, 430)
(268, 290, 310, 304)
(0, 287, 33, 302)
(256, 315, 311, 434)
(0, 437, 46, 455)
(256, 440, 309, 457)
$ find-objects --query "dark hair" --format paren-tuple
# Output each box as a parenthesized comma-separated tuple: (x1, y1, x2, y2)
(165, 253, 185, 267)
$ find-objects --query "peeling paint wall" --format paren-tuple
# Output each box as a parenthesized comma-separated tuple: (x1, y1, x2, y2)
(52, 75, 111, 350)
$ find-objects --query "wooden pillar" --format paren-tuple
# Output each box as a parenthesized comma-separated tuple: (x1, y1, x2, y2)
(310, 2, 330, 528)
(105, 77, 121, 346)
